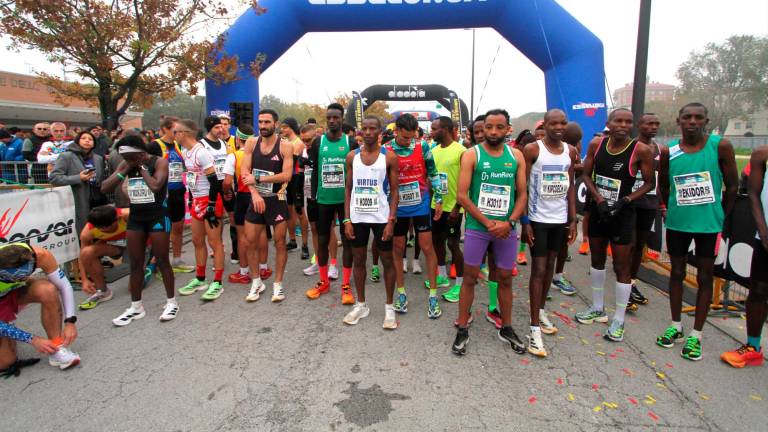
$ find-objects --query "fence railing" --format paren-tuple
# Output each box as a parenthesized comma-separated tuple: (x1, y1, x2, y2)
(0, 161, 53, 186)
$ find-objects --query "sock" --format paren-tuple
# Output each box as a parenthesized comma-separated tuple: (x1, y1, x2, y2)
(747, 335, 762, 350)
(172, 257, 183, 267)
(196, 265, 206, 282)
(167, 297, 178, 305)
(488, 280, 499, 312)
(690, 329, 702, 341)
(539, 309, 548, 320)
(311, 254, 317, 264)
(131, 300, 143, 310)
(252, 277, 262, 289)
(672, 321, 683, 332)
(613, 282, 632, 324)
(214, 268, 223, 283)
(590, 267, 606, 311)
(429, 288, 437, 297)
(455, 276, 463, 287)
(357, 301, 366, 308)
(438, 265, 447, 277)
(319, 265, 329, 283)
(260, 263, 268, 270)
(330, 258, 337, 266)
(397, 286, 406, 294)
(51, 336, 64, 347)
(530, 325, 540, 333)
(342, 267, 352, 285)
(240, 267, 249, 276)
(273, 282, 283, 292)
(553, 273, 563, 282)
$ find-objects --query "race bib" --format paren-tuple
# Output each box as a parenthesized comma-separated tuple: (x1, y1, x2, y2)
(214, 158, 226, 180)
(169, 162, 184, 183)
(186, 172, 198, 191)
(253, 169, 274, 196)
(127, 178, 154, 204)
(108, 239, 127, 248)
(398, 181, 422, 206)
(674, 171, 715, 206)
(304, 167, 313, 195)
(436, 172, 449, 195)
(478, 183, 511, 217)
(595, 175, 621, 205)
(321, 163, 344, 189)
(540, 172, 569, 199)
(353, 186, 379, 213)
(633, 171, 658, 195)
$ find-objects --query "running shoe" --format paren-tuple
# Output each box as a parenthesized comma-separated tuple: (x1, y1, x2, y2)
(566, 253, 572, 262)
(271, 284, 285, 302)
(511, 266, 519, 277)
(370, 266, 381, 282)
(603, 320, 625, 342)
(295, 226, 302, 237)
(260, 267, 273, 280)
(540, 311, 559, 335)
(656, 326, 684, 348)
(629, 284, 649, 305)
(721, 345, 764, 368)
(578, 241, 589, 255)
(427, 296, 442, 319)
(681, 336, 702, 361)
(49, 347, 81, 370)
(303, 262, 319, 276)
(516, 251, 527, 265)
(646, 250, 660, 260)
(626, 302, 639, 313)
(436, 275, 450, 288)
(228, 272, 251, 284)
(230, 252, 239, 264)
(201, 281, 224, 301)
(341, 284, 355, 305)
(286, 240, 298, 251)
(412, 261, 423, 274)
(498, 326, 526, 354)
(306, 280, 330, 299)
(402, 258, 408, 274)
(442, 285, 461, 303)
(328, 265, 339, 280)
(172, 261, 195, 273)
(343, 303, 370, 325)
(393, 292, 408, 313)
(301, 246, 310, 260)
(78, 289, 113, 310)
(453, 315, 474, 327)
(486, 308, 503, 329)
(452, 327, 469, 355)
(101, 257, 114, 268)
(143, 268, 153, 288)
(112, 306, 146, 326)
(407, 235, 415, 248)
(527, 328, 547, 357)
(179, 279, 207, 296)
(246, 280, 266, 302)
(552, 278, 576, 296)
(383, 305, 398, 329)
(159, 301, 179, 321)
(574, 308, 608, 324)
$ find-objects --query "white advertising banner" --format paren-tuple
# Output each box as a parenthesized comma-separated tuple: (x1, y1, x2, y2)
(0, 187, 79, 263)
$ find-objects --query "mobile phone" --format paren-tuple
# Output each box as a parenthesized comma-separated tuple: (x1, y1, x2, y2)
(84, 168, 96, 173)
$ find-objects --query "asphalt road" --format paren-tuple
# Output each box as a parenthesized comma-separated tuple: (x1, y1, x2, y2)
(3, 229, 767, 431)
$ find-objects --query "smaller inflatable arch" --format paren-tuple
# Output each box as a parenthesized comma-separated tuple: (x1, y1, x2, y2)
(206, 0, 608, 146)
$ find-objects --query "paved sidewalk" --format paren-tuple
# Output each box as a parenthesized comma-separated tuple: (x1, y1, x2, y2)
(3, 234, 767, 431)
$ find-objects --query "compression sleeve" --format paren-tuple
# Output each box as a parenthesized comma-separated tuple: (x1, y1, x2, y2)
(47, 267, 75, 319)
(0, 320, 33, 343)
(207, 172, 221, 203)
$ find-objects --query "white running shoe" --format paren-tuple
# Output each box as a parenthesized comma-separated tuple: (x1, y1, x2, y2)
(303, 262, 319, 276)
(49, 346, 81, 370)
(540, 310, 559, 335)
(383, 305, 398, 330)
(328, 264, 339, 280)
(112, 306, 146, 327)
(271, 284, 286, 302)
(402, 258, 408, 274)
(343, 302, 370, 325)
(527, 328, 547, 357)
(246, 280, 266, 302)
(412, 261, 423, 274)
(159, 301, 179, 321)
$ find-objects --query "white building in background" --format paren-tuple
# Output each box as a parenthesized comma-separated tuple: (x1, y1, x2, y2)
(724, 109, 768, 137)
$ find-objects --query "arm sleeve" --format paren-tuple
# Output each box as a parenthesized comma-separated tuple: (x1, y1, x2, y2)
(207, 173, 221, 203)
(0, 321, 33, 343)
(310, 137, 320, 200)
(47, 267, 76, 319)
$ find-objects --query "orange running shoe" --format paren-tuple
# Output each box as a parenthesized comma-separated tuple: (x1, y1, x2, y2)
(578, 241, 589, 255)
(511, 266, 519, 277)
(341, 284, 355, 305)
(517, 251, 527, 265)
(228, 272, 251, 284)
(646, 250, 660, 260)
(306, 280, 330, 299)
(449, 264, 457, 279)
(721, 345, 764, 368)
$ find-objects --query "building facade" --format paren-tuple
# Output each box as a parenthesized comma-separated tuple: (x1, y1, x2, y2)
(613, 81, 677, 108)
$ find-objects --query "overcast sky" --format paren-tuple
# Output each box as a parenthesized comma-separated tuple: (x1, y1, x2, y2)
(2, 0, 766, 118)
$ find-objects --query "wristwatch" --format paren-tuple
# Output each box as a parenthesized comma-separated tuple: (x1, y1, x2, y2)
(64, 316, 77, 324)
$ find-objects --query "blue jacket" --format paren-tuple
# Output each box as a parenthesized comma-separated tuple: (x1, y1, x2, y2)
(3, 137, 25, 161)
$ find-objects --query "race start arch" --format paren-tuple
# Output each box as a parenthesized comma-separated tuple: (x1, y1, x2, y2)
(206, 0, 608, 139)
(346, 85, 470, 130)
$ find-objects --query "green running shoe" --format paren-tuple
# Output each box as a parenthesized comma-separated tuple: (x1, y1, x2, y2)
(370, 266, 381, 282)
(201, 281, 224, 301)
(393, 292, 408, 313)
(179, 279, 207, 296)
(603, 320, 625, 342)
(78, 289, 113, 310)
(574, 308, 608, 324)
(681, 336, 702, 361)
(427, 296, 442, 319)
(442, 284, 461, 303)
(656, 326, 684, 348)
(436, 275, 450, 288)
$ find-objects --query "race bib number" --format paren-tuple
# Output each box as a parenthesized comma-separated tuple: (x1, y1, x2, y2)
(127, 178, 154, 204)
(169, 162, 183, 183)
(674, 171, 715, 206)
(214, 158, 226, 180)
(540, 172, 569, 199)
(186, 172, 198, 191)
(321, 163, 344, 189)
(633, 171, 658, 195)
(253, 169, 274, 196)
(436, 172, 449, 195)
(108, 239, 127, 248)
(478, 183, 511, 217)
(398, 181, 422, 206)
(353, 186, 379, 213)
(595, 175, 621, 205)
(304, 167, 313, 195)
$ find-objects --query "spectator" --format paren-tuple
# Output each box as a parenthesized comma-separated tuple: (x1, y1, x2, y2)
(22, 122, 50, 161)
(37, 122, 73, 163)
(1, 128, 27, 182)
(49, 131, 106, 235)
(88, 125, 111, 157)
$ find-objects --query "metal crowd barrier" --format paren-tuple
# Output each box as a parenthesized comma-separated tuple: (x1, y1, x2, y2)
(0, 161, 53, 185)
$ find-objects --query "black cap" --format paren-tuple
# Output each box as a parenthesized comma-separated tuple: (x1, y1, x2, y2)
(281, 117, 300, 135)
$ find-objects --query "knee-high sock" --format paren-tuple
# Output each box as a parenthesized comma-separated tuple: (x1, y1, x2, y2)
(613, 282, 632, 323)
(590, 267, 606, 311)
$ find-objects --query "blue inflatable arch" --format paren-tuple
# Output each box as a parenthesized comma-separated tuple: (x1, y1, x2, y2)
(206, 0, 607, 140)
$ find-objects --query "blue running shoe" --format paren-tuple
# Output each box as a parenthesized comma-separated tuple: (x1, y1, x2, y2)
(427, 296, 442, 319)
(393, 292, 408, 313)
(552, 277, 576, 296)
